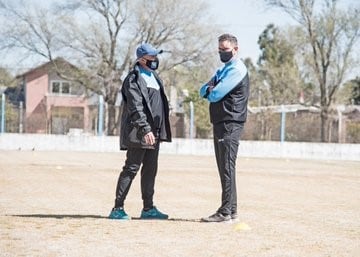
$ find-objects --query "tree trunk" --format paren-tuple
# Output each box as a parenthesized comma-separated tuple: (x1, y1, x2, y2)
(328, 119, 332, 143)
(320, 108, 328, 142)
(107, 103, 117, 136)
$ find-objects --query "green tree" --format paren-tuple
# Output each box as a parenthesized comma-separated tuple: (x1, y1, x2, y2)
(244, 57, 268, 107)
(337, 77, 360, 105)
(351, 78, 360, 105)
(0, 67, 15, 88)
(170, 64, 215, 138)
(0, 67, 21, 133)
(264, 0, 360, 142)
(257, 24, 304, 105)
(0, 67, 22, 106)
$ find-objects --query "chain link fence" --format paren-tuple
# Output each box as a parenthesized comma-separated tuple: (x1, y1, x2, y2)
(242, 109, 360, 143)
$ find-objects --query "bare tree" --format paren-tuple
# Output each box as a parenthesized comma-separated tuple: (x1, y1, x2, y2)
(0, 0, 218, 135)
(0, 1, 63, 61)
(264, 0, 360, 142)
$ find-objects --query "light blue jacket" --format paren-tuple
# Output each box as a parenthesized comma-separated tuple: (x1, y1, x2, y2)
(200, 59, 248, 102)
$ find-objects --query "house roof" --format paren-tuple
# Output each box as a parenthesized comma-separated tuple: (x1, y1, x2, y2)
(16, 57, 79, 78)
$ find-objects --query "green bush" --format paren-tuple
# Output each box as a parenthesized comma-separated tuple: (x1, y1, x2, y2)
(346, 122, 360, 143)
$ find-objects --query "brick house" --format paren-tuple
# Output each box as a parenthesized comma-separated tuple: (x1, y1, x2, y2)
(17, 58, 96, 134)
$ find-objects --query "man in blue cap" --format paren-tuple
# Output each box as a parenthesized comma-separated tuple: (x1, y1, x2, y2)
(109, 43, 171, 220)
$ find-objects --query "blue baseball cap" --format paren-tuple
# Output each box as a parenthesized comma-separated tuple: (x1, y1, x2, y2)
(136, 43, 163, 58)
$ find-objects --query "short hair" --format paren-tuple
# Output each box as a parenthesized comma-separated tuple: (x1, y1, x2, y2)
(218, 33, 238, 46)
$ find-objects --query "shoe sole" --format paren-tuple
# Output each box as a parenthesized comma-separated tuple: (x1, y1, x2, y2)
(200, 217, 232, 223)
(109, 215, 131, 220)
(201, 219, 232, 223)
(140, 216, 168, 220)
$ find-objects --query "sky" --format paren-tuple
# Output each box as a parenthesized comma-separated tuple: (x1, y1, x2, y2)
(207, 0, 359, 63)
(1, 0, 358, 76)
(207, 0, 295, 61)
(2, 0, 295, 72)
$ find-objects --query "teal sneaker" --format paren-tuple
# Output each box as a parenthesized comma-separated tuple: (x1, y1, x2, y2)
(140, 206, 168, 220)
(109, 207, 130, 220)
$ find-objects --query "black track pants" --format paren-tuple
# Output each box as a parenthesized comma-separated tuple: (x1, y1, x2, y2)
(114, 144, 160, 209)
(213, 121, 244, 216)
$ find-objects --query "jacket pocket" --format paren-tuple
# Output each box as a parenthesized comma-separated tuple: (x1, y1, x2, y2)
(128, 125, 140, 143)
(128, 125, 152, 148)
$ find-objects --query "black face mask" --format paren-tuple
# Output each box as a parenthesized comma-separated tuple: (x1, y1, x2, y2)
(219, 51, 233, 63)
(145, 57, 159, 70)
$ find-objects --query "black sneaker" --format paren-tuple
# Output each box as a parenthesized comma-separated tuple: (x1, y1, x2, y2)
(201, 212, 231, 222)
(231, 213, 239, 221)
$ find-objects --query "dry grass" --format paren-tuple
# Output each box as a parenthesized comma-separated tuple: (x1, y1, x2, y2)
(0, 150, 359, 257)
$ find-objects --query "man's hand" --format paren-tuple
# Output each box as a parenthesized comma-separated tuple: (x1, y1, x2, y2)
(144, 131, 156, 145)
(207, 78, 216, 92)
(207, 78, 215, 87)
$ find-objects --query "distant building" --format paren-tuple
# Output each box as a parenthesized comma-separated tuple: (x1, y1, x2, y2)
(16, 58, 96, 134)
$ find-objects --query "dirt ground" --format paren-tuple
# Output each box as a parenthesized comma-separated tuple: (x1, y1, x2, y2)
(0, 150, 359, 257)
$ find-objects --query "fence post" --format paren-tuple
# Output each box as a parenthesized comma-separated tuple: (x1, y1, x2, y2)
(1, 93, 5, 133)
(189, 101, 194, 139)
(337, 105, 346, 143)
(98, 95, 104, 136)
(280, 105, 286, 142)
(19, 101, 24, 133)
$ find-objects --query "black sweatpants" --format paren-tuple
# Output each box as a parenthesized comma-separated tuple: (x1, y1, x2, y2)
(213, 121, 244, 216)
(114, 144, 160, 210)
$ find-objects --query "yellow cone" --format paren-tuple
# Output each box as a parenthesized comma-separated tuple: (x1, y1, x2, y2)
(234, 222, 251, 231)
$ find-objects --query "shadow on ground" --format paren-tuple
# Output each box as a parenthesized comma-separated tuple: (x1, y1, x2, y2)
(9, 214, 107, 219)
(7, 214, 201, 222)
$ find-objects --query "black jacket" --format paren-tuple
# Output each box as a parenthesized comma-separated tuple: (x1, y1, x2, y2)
(119, 64, 172, 150)
(209, 74, 249, 125)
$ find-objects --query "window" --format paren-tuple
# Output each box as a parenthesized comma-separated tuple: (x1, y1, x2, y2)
(52, 82, 61, 93)
(50, 80, 85, 96)
(51, 81, 70, 95)
(50, 81, 72, 95)
(62, 82, 70, 94)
